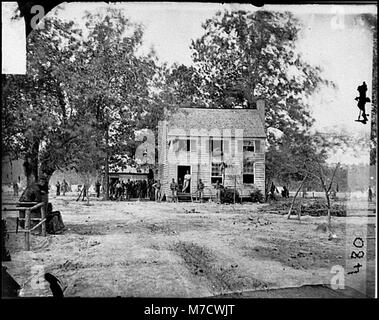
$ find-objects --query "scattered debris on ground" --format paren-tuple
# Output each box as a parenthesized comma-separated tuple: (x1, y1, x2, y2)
(146, 223, 177, 235)
(89, 240, 100, 247)
(247, 216, 272, 227)
(259, 199, 347, 217)
(184, 208, 200, 214)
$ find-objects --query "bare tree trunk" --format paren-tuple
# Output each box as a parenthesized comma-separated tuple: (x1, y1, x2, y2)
(287, 175, 307, 220)
(104, 124, 109, 200)
(86, 185, 90, 205)
(325, 189, 332, 229)
(40, 173, 52, 204)
(39, 161, 55, 204)
(23, 141, 40, 186)
(76, 187, 83, 202)
(319, 162, 339, 233)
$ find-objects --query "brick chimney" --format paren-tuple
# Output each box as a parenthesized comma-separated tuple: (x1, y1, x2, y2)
(256, 99, 265, 123)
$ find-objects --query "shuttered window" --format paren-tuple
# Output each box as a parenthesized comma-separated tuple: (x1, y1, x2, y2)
(210, 138, 223, 153)
(190, 139, 197, 151)
(211, 162, 223, 184)
(255, 140, 261, 153)
(172, 138, 190, 152)
(209, 138, 231, 156)
(223, 140, 230, 154)
(243, 139, 261, 153)
(243, 160, 254, 184)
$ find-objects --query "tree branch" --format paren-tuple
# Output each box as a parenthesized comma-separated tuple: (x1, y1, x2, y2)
(327, 162, 340, 193)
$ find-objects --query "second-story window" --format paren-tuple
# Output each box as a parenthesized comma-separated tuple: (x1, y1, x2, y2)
(173, 138, 190, 152)
(210, 138, 223, 153)
(243, 139, 261, 153)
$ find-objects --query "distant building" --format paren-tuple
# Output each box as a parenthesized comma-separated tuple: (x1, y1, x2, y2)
(1, 156, 26, 187)
(158, 101, 266, 198)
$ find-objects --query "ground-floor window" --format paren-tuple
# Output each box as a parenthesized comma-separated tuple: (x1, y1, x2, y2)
(243, 160, 254, 184)
(211, 162, 223, 184)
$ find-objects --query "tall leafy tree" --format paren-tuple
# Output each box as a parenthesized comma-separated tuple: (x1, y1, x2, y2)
(188, 10, 337, 190)
(2, 8, 164, 199)
(161, 63, 203, 108)
(68, 8, 164, 198)
(2, 18, 84, 185)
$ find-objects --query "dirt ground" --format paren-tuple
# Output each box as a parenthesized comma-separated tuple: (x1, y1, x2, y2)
(2, 194, 376, 298)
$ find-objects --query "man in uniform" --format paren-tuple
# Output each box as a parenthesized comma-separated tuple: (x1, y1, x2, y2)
(95, 180, 101, 198)
(215, 180, 222, 204)
(170, 178, 178, 203)
(152, 180, 162, 202)
(270, 182, 279, 200)
(182, 170, 191, 193)
(197, 179, 205, 202)
(13, 182, 19, 196)
(56, 181, 60, 196)
(355, 81, 370, 124)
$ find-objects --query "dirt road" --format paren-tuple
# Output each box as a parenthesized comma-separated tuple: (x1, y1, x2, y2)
(2, 195, 376, 297)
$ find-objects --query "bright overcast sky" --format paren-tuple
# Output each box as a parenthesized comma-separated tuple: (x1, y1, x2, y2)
(2, 2, 376, 164)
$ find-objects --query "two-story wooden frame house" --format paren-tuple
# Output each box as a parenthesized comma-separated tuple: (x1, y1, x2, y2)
(158, 100, 266, 199)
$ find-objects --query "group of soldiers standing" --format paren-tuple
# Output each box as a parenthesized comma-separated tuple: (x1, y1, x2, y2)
(169, 177, 206, 203)
(55, 179, 69, 196)
(109, 176, 208, 203)
(110, 179, 156, 201)
(268, 182, 289, 200)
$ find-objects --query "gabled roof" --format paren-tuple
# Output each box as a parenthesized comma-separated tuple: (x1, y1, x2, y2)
(165, 107, 266, 138)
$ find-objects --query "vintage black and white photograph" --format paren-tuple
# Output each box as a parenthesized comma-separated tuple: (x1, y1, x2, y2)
(1, 1, 377, 302)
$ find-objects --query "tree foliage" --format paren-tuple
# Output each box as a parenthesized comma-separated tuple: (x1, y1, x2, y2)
(186, 10, 337, 188)
(161, 63, 203, 108)
(2, 18, 84, 182)
(2, 8, 164, 189)
(190, 11, 334, 129)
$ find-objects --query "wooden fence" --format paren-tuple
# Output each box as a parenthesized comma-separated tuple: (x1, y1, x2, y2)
(2, 201, 47, 251)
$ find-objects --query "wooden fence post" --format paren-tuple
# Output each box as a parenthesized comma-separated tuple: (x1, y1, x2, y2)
(24, 209, 31, 251)
(41, 204, 46, 237)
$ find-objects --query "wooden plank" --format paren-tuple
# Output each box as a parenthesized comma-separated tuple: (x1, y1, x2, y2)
(24, 209, 31, 251)
(29, 218, 47, 232)
(2, 202, 44, 211)
(30, 202, 45, 210)
(1, 202, 39, 206)
(5, 217, 42, 221)
(17, 202, 39, 205)
(40, 204, 46, 236)
(2, 207, 36, 211)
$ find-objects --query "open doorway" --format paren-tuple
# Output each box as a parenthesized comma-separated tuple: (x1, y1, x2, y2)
(177, 165, 191, 193)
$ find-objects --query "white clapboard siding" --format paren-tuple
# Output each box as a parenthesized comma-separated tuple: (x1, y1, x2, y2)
(158, 109, 266, 198)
